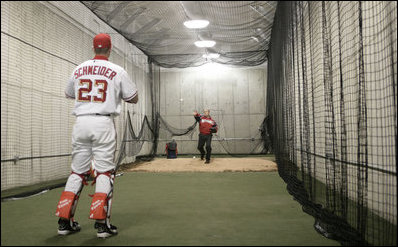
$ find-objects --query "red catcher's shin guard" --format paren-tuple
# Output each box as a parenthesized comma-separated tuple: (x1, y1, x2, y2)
(89, 193, 108, 220)
(55, 191, 76, 219)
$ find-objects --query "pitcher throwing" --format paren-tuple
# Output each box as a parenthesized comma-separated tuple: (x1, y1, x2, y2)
(194, 109, 218, 164)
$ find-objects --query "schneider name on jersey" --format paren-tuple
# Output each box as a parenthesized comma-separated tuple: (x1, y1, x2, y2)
(65, 56, 137, 116)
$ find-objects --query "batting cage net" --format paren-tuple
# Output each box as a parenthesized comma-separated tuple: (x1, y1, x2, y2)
(116, 111, 272, 166)
(81, 1, 277, 68)
(1, 2, 152, 196)
(266, 1, 396, 246)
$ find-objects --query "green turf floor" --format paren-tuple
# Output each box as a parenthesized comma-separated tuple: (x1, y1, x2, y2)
(1, 172, 340, 246)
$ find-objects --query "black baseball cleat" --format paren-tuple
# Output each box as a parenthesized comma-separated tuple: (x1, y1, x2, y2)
(94, 222, 118, 234)
(57, 218, 81, 235)
(205, 160, 210, 164)
(95, 222, 118, 238)
(200, 155, 205, 160)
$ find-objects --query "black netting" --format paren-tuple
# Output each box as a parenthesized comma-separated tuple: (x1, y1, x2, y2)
(115, 113, 155, 166)
(81, 1, 277, 68)
(158, 114, 198, 137)
(266, 1, 396, 246)
(116, 110, 272, 166)
(213, 114, 271, 156)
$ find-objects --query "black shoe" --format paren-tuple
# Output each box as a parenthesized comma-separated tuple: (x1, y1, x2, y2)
(96, 222, 118, 238)
(200, 155, 205, 160)
(94, 222, 118, 233)
(58, 218, 81, 235)
(205, 160, 210, 164)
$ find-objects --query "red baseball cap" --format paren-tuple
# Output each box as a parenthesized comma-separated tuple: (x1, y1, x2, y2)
(93, 33, 112, 49)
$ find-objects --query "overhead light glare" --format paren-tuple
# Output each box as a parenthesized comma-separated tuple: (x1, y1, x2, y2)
(251, 36, 259, 42)
(203, 53, 220, 59)
(183, 20, 209, 29)
(194, 40, 216, 48)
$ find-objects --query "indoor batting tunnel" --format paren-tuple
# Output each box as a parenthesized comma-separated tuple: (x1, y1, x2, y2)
(1, 1, 396, 246)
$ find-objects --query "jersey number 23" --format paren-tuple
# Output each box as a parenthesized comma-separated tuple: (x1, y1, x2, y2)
(77, 79, 108, 103)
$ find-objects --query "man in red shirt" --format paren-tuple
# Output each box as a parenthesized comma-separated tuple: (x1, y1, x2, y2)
(193, 109, 218, 164)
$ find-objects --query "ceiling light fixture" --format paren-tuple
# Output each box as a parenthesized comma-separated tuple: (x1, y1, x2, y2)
(194, 40, 216, 48)
(250, 36, 260, 42)
(183, 20, 209, 29)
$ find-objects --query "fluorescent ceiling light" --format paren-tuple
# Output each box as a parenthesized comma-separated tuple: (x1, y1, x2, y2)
(194, 40, 216, 48)
(183, 20, 209, 29)
(203, 53, 220, 59)
(251, 36, 259, 42)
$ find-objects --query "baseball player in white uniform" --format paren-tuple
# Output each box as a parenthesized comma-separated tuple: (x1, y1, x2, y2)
(55, 33, 138, 238)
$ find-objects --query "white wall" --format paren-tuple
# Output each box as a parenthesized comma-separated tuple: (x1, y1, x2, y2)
(157, 63, 267, 154)
(1, 1, 151, 190)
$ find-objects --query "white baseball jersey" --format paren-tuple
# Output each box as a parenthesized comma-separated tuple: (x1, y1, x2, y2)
(65, 56, 137, 116)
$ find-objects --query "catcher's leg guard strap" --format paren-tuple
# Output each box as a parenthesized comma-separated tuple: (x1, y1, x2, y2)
(55, 191, 76, 219)
(64, 172, 88, 194)
(89, 192, 108, 220)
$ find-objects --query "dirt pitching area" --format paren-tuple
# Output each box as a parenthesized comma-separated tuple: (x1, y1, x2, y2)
(126, 157, 278, 172)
